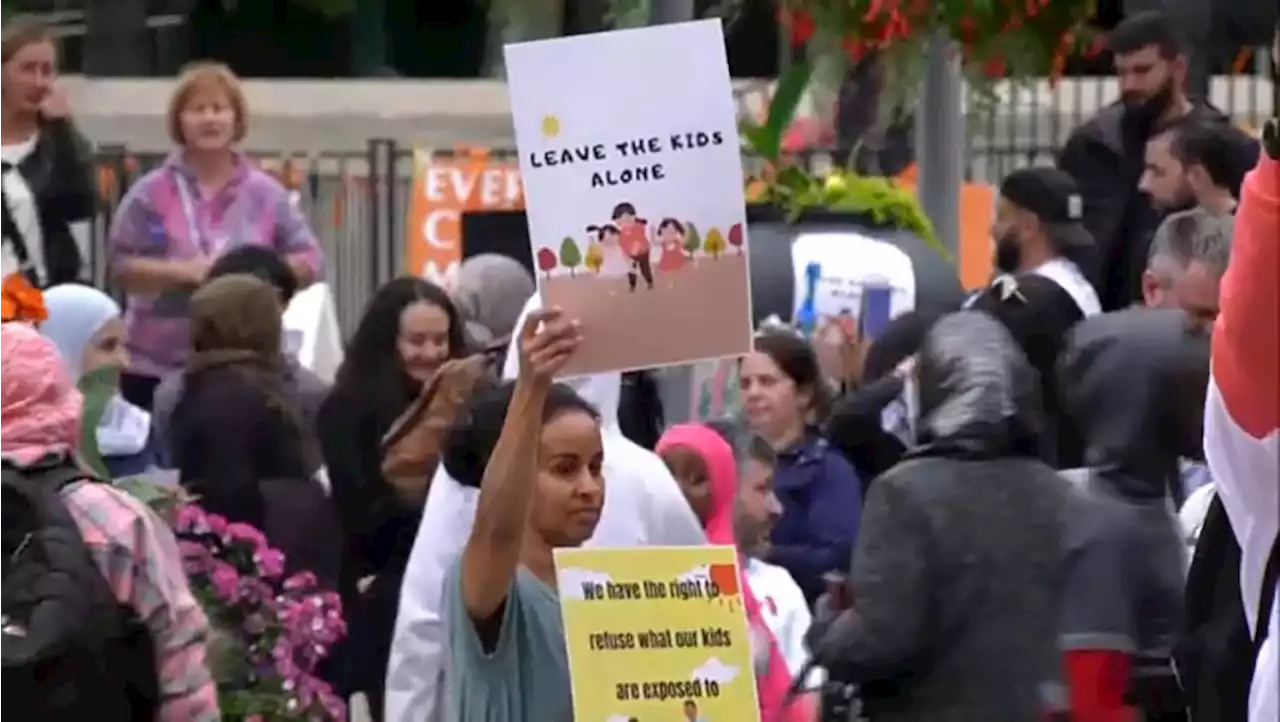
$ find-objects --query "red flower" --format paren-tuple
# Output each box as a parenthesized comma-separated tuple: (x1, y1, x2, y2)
(981, 54, 1007, 79)
(841, 36, 867, 62)
(778, 7, 815, 46)
(0, 273, 46, 325)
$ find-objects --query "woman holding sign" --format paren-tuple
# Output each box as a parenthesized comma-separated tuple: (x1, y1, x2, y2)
(443, 306, 601, 721)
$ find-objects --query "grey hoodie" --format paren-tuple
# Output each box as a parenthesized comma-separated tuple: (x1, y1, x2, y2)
(811, 311, 1072, 722)
(1057, 307, 1210, 711)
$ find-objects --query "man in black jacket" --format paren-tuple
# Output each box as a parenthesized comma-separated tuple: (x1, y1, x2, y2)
(1057, 11, 1255, 312)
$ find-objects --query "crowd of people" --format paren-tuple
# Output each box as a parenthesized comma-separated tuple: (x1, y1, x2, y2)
(2, 10, 1278, 722)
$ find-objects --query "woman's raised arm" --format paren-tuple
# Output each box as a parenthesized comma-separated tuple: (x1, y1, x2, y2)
(459, 307, 580, 620)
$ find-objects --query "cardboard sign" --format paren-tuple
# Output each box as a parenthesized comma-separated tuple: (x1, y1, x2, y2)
(555, 546, 761, 722)
(505, 20, 755, 375)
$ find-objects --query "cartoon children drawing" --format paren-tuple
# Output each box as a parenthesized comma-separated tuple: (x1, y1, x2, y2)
(587, 224, 631, 279)
(655, 218, 687, 273)
(612, 202, 654, 291)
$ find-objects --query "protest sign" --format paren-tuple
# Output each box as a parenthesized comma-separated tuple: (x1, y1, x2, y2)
(405, 148, 524, 288)
(555, 545, 761, 722)
(505, 20, 755, 376)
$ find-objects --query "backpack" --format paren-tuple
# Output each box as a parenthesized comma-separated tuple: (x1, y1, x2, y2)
(1, 458, 158, 722)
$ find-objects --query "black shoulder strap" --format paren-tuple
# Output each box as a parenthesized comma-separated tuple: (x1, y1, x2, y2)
(2, 459, 100, 514)
(1252, 533, 1280, 656)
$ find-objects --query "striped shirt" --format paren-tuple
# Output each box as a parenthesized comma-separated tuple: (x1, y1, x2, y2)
(61, 480, 220, 721)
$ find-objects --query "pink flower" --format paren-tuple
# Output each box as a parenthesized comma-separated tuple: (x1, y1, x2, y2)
(245, 716, 264, 722)
(209, 560, 240, 602)
(225, 522, 268, 550)
(174, 504, 207, 533)
(283, 570, 318, 592)
(205, 513, 229, 535)
(318, 687, 348, 720)
(254, 548, 286, 578)
(242, 613, 268, 635)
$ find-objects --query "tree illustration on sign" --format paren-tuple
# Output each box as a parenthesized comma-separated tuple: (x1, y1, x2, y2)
(559, 237, 582, 276)
(704, 227, 727, 259)
(727, 223, 744, 254)
(584, 242, 604, 274)
(683, 221, 702, 259)
(536, 247, 558, 279)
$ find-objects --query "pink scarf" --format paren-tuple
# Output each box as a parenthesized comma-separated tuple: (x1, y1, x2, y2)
(1, 323, 83, 465)
(657, 424, 816, 722)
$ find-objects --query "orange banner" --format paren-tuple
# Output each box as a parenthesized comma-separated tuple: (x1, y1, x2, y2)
(405, 148, 525, 286)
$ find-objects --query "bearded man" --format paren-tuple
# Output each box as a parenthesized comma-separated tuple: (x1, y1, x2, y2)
(1056, 11, 1257, 312)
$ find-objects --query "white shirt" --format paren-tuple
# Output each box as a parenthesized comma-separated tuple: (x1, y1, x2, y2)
(962, 257, 1102, 320)
(2, 134, 44, 283)
(743, 557, 820, 686)
(1031, 257, 1101, 318)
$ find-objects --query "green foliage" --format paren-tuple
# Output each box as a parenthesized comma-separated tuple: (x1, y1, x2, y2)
(115, 475, 191, 524)
(739, 61, 812, 165)
(756, 167, 946, 259)
(603, 0, 650, 27)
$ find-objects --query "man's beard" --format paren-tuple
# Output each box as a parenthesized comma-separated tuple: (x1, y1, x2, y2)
(1161, 188, 1197, 214)
(995, 231, 1023, 274)
(1122, 79, 1177, 134)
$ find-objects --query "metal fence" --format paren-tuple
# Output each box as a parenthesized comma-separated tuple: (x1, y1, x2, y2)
(84, 77, 1274, 334)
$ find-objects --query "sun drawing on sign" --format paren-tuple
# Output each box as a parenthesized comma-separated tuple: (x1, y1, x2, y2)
(541, 114, 561, 138)
(709, 563, 742, 613)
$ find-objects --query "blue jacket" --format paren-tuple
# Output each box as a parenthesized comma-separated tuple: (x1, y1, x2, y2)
(768, 433, 863, 604)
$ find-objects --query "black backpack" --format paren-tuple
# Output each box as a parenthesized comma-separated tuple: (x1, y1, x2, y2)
(1, 458, 159, 722)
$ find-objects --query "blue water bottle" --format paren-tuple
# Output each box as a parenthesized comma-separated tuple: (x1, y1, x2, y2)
(795, 261, 821, 336)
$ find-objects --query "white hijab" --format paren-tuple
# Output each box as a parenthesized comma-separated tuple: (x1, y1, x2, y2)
(40, 284, 152, 458)
(383, 292, 704, 722)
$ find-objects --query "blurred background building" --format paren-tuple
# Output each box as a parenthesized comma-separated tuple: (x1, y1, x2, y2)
(0, 0, 1169, 80)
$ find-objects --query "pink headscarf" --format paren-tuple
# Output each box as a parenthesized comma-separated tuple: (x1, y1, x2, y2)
(1, 323, 83, 465)
(657, 424, 815, 722)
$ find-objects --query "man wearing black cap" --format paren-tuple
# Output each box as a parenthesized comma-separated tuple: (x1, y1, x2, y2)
(966, 167, 1101, 469)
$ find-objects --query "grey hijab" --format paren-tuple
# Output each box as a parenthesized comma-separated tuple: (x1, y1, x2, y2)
(452, 254, 535, 349)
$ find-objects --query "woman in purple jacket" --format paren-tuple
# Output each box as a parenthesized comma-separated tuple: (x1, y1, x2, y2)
(107, 62, 323, 410)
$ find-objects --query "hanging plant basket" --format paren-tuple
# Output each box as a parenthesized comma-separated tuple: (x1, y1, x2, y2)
(779, 0, 1099, 89)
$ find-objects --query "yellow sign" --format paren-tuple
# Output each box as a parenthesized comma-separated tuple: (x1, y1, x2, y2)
(554, 545, 761, 722)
